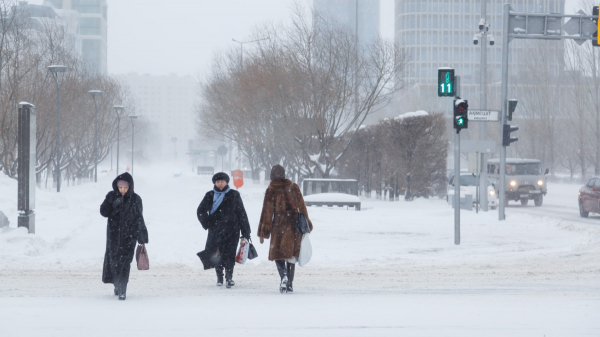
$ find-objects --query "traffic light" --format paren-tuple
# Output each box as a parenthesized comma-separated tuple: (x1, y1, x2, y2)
(502, 124, 519, 146)
(594, 6, 599, 46)
(507, 99, 518, 121)
(438, 68, 455, 97)
(454, 99, 468, 131)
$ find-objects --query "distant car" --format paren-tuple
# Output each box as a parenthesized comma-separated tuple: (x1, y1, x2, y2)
(448, 173, 497, 210)
(578, 177, 600, 217)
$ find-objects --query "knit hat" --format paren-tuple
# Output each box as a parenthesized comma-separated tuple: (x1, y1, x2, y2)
(212, 172, 230, 184)
(270, 165, 285, 181)
(117, 180, 129, 187)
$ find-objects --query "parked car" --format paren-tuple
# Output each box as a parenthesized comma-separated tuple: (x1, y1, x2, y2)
(578, 177, 600, 217)
(447, 173, 497, 210)
(487, 158, 548, 206)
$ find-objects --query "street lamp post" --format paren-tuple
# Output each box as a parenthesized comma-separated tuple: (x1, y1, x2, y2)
(129, 115, 137, 175)
(48, 65, 68, 192)
(113, 105, 125, 175)
(231, 37, 269, 69)
(89, 90, 103, 183)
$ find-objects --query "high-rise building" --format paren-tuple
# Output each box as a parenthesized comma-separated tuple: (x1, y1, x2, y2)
(45, 0, 108, 74)
(394, 0, 565, 112)
(314, 0, 381, 45)
(115, 73, 197, 159)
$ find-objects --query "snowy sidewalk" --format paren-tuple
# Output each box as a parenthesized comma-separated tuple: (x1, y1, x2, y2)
(1, 169, 600, 335)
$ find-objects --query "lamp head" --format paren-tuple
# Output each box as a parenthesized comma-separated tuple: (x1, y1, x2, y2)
(89, 90, 103, 97)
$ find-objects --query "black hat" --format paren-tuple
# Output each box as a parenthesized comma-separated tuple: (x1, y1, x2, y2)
(270, 165, 285, 181)
(212, 172, 230, 184)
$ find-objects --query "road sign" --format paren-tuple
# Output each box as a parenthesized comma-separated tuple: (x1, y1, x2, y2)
(217, 145, 228, 156)
(564, 10, 598, 45)
(460, 140, 497, 154)
(467, 110, 499, 122)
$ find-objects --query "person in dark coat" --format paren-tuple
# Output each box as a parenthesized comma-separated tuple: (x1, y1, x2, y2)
(99, 172, 148, 300)
(197, 172, 251, 288)
(258, 165, 313, 294)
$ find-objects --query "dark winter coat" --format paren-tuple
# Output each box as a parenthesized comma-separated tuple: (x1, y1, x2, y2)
(100, 173, 149, 284)
(257, 179, 313, 261)
(197, 187, 251, 263)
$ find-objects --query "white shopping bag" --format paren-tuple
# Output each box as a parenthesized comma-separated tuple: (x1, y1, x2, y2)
(235, 238, 249, 264)
(298, 233, 312, 267)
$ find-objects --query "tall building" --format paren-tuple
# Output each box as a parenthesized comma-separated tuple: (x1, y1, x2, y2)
(44, 0, 108, 74)
(13, 1, 80, 54)
(394, 0, 565, 112)
(314, 0, 381, 45)
(115, 73, 197, 159)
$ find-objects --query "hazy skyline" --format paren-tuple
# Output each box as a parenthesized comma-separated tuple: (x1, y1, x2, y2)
(27, 0, 394, 77)
(26, 0, 581, 77)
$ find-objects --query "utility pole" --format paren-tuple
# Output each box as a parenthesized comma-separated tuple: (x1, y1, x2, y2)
(475, 0, 495, 212)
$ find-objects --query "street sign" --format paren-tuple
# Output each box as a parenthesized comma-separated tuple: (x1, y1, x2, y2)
(467, 110, 499, 121)
(564, 10, 597, 45)
(460, 140, 497, 154)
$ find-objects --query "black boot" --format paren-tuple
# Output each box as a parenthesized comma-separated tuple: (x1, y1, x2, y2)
(118, 279, 128, 300)
(216, 267, 224, 286)
(286, 262, 295, 294)
(225, 267, 235, 288)
(114, 285, 119, 296)
(275, 260, 288, 293)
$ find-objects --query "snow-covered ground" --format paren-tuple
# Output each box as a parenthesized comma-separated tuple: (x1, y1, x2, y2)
(1, 166, 599, 336)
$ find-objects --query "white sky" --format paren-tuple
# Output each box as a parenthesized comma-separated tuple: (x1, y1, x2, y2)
(26, 0, 581, 77)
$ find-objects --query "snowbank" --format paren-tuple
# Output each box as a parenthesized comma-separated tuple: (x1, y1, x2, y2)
(303, 193, 360, 203)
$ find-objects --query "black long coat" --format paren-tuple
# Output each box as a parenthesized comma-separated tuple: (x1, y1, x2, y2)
(197, 187, 251, 259)
(100, 172, 149, 284)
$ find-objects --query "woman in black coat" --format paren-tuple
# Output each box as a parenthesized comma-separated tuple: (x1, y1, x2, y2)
(197, 172, 251, 288)
(100, 172, 148, 300)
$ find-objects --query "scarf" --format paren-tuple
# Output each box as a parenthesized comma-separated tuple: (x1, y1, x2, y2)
(211, 185, 230, 214)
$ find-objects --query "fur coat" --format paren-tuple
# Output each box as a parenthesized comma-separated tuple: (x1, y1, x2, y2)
(257, 179, 313, 261)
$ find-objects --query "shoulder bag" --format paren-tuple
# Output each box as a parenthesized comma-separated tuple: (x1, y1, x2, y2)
(292, 189, 311, 235)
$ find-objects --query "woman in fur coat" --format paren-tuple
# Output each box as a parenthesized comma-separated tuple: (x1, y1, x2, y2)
(258, 165, 313, 293)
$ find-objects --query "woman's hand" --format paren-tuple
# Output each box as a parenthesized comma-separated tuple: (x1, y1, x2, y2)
(260, 237, 264, 244)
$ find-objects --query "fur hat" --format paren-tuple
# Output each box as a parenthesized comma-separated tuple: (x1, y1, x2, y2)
(212, 172, 230, 184)
(270, 165, 285, 181)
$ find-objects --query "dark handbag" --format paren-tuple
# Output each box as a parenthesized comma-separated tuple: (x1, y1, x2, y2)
(135, 244, 149, 270)
(248, 240, 258, 260)
(293, 190, 311, 235)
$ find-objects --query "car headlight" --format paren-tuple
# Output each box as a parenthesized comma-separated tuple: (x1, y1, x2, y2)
(537, 180, 544, 186)
(510, 180, 517, 187)
(489, 190, 495, 196)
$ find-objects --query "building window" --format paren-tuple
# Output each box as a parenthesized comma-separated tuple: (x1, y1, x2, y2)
(80, 17, 101, 35)
(72, 0, 102, 14)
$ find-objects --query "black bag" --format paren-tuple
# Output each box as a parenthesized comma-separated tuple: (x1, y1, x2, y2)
(293, 190, 311, 235)
(248, 240, 258, 260)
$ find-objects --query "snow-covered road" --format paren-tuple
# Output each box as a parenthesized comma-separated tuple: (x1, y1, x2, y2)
(507, 182, 600, 226)
(1, 168, 599, 336)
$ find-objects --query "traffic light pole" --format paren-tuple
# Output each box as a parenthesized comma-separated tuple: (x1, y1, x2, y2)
(499, 4, 510, 220)
(454, 125, 460, 245)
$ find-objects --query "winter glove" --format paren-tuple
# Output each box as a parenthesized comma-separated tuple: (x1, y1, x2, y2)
(260, 237, 264, 244)
(112, 197, 123, 207)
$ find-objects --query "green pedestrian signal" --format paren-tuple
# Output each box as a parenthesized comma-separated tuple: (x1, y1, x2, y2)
(453, 99, 468, 132)
(438, 68, 455, 97)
